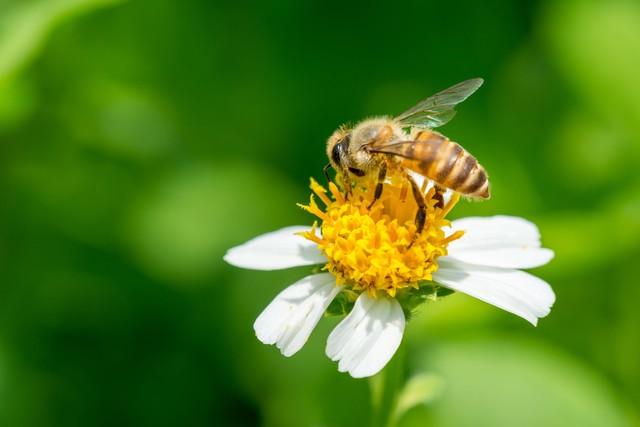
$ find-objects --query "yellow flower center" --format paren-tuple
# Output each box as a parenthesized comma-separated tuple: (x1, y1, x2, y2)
(299, 171, 463, 298)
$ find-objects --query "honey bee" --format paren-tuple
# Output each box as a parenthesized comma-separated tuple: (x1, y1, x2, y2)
(325, 78, 489, 240)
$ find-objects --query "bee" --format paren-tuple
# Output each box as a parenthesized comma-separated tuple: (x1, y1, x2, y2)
(325, 78, 489, 240)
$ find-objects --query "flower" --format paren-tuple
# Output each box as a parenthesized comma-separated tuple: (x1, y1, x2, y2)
(224, 171, 555, 378)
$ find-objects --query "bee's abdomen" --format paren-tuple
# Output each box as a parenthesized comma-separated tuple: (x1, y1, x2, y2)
(408, 130, 490, 199)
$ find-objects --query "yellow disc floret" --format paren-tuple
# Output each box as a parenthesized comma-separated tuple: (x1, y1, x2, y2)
(298, 171, 463, 298)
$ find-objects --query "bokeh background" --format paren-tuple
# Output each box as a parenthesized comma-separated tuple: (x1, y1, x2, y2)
(1, 0, 639, 426)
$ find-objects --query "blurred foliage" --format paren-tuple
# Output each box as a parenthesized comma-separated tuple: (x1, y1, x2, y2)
(0, 0, 639, 426)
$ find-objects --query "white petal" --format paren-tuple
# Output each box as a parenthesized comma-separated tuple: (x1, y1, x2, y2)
(254, 273, 341, 357)
(433, 259, 555, 325)
(446, 216, 554, 269)
(326, 293, 405, 378)
(224, 226, 326, 270)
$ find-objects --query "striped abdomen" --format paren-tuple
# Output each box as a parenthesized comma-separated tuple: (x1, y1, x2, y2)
(377, 130, 490, 199)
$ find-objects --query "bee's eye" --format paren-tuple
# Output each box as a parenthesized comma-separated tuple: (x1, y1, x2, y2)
(331, 142, 343, 166)
(331, 135, 350, 166)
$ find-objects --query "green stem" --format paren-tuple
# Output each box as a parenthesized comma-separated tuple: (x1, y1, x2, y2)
(370, 343, 405, 427)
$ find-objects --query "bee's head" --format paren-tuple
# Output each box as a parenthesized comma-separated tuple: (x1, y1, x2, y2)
(326, 127, 352, 171)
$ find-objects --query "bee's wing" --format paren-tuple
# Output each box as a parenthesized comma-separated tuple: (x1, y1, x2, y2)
(395, 78, 483, 128)
(369, 138, 440, 162)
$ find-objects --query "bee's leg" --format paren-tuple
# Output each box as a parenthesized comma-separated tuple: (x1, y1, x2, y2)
(323, 163, 333, 185)
(342, 167, 364, 201)
(399, 182, 409, 202)
(344, 179, 352, 200)
(367, 162, 387, 210)
(432, 184, 445, 210)
(408, 175, 427, 248)
(323, 163, 352, 199)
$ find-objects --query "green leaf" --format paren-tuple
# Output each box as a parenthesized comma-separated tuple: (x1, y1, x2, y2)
(393, 373, 445, 422)
(0, 0, 125, 82)
(401, 337, 634, 427)
(123, 162, 300, 285)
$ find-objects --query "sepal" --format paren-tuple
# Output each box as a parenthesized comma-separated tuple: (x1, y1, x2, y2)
(396, 281, 456, 320)
(324, 289, 357, 317)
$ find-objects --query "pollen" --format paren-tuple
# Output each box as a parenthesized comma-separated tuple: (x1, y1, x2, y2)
(298, 172, 463, 298)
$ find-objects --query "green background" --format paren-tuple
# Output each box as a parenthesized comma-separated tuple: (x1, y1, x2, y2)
(1, 0, 639, 426)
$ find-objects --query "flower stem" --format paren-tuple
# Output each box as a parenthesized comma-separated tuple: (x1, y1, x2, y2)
(370, 343, 405, 427)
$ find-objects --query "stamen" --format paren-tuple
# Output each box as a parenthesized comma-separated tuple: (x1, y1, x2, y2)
(299, 171, 463, 297)
(310, 179, 331, 206)
(442, 230, 465, 245)
(328, 181, 345, 204)
(297, 195, 328, 221)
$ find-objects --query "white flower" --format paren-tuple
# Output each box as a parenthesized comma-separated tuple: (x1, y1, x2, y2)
(224, 215, 555, 378)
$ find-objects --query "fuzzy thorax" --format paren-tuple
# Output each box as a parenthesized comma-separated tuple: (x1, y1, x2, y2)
(299, 173, 463, 297)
